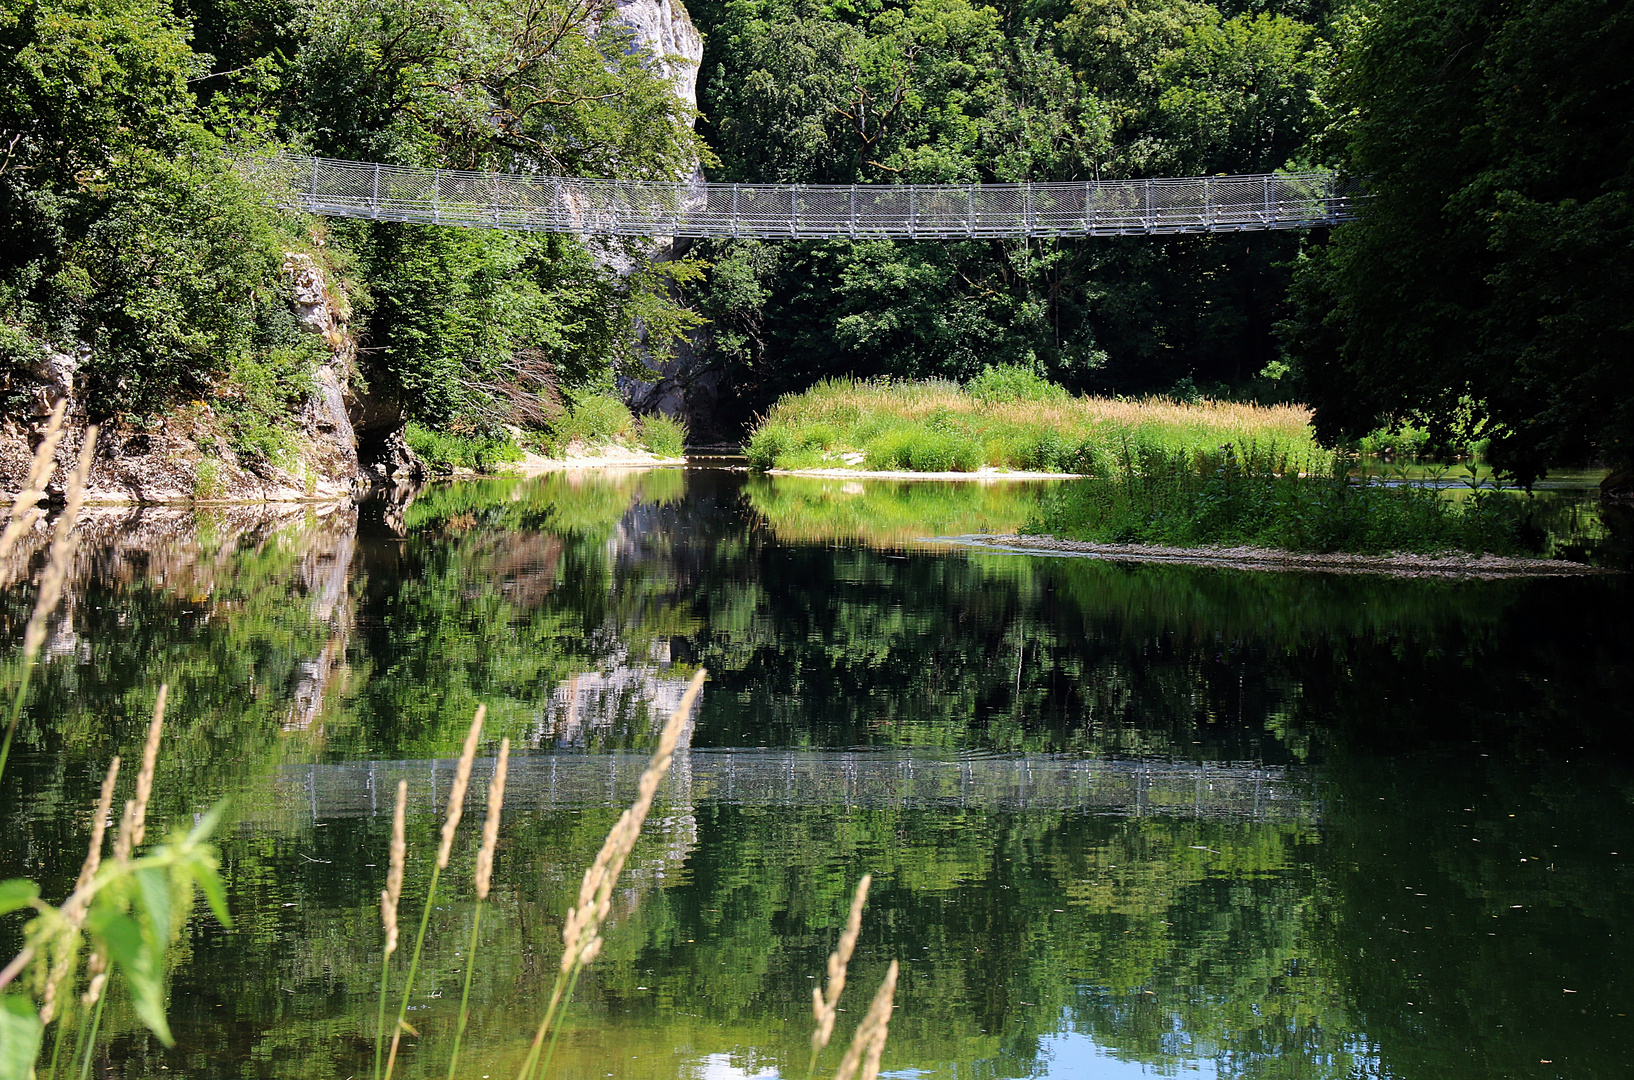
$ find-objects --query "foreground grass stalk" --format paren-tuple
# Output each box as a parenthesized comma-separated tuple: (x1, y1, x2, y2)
(73, 991, 106, 1080)
(385, 707, 485, 1080)
(447, 737, 509, 1080)
(0, 423, 97, 787)
(0, 401, 66, 579)
(42, 759, 119, 1080)
(809, 874, 872, 1077)
(375, 780, 408, 1080)
(832, 962, 899, 1080)
(517, 669, 708, 1080)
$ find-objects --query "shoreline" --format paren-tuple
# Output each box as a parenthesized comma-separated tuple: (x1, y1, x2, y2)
(504, 448, 686, 471)
(933, 533, 1610, 579)
(767, 466, 1083, 481)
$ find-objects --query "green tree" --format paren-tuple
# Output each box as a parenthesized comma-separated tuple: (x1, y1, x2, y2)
(1282, 0, 1634, 484)
(0, 0, 291, 416)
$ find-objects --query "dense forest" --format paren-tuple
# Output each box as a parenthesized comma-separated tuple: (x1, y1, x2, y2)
(0, 0, 1627, 481)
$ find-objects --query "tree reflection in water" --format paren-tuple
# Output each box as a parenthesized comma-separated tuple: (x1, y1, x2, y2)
(1, 469, 1630, 1079)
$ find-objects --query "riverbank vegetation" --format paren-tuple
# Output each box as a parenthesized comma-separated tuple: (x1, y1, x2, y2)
(406, 395, 690, 472)
(2, 0, 1626, 489)
(746, 370, 1319, 473)
(1027, 446, 1538, 555)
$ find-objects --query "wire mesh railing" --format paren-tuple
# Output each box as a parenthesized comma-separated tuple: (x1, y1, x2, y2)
(253, 155, 1360, 239)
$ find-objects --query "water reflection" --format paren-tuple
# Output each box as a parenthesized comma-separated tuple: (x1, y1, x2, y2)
(2, 469, 1632, 1080)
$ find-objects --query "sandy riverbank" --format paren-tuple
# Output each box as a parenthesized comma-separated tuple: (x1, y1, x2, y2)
(505, 446, 686, 471)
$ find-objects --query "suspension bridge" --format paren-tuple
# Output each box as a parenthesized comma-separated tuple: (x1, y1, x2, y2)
(260, 154, 1359, 239)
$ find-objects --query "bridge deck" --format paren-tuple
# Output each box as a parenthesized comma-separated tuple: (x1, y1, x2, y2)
(260, 155, 1359, 239)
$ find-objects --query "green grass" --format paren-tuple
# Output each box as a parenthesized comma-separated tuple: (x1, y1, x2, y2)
(638, 412, 688, 458)
(1025, 443, 1539, 555)
(744, 369, 1321, 473)
(406, 423, 524, 473)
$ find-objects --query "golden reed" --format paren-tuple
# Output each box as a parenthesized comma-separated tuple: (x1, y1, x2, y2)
(447, 736, 510, 1080)
(0, 400, 67, 580)
(1, 420, 97, 785)
(384, 707, 486, 1080)
(518, 668, 708, 1080)
(811, 874, 872, 1068)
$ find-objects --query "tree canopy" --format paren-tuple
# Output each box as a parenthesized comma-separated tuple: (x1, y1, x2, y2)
(1281, 0, 1634, 481)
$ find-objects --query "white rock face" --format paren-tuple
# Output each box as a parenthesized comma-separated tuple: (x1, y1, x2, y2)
(613, 0, 703, 128)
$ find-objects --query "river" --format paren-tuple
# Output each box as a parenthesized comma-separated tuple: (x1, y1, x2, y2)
(2, 467, 1631, 1079)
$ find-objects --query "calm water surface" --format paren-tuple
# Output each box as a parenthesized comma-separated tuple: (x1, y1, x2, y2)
(3, 469, 1632, 1080)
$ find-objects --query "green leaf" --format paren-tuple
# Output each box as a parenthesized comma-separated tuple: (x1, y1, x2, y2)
(88, 910, 142, 972)
(189, 858, 231, 930)
(134, 865, 176, 944)
(129, 866, 176, 1045)
(0, 995, 42, 1080)
(185, 799, 228, 846)
(0, 881, 38, 917)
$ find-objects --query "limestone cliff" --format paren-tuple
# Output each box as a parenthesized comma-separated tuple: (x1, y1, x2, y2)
(613, 0, 703, 127)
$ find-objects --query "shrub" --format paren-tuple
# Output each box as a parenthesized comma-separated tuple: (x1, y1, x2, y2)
(745, 423, 795, 470)
(406, 423, 523, 473)
(904, 432, 981, 472)
(193, 457, 223, 500)
(863, 428, 918, 470)
(639, 412, 688, 458)
(799, 423, 841, 450)
(553, 393, 636, 446)
(965, 364, 1069, 404)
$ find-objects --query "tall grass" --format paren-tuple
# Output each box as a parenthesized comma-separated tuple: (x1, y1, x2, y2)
(360, 668, 899, 1080)
(0, 686, 231, 1080)
(516, 669, 707, 1080)
(638, 413, 689, 459)
(1026, 443, 1539, 555)
(381, 708, 485, 1080)
(1, 407, 97, 787)
(744, 372, 1319, 473)
(407, 424, 525, 474)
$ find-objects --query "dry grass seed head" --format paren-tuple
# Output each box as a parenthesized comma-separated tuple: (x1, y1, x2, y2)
(832, 960, 899, 1080)
(812, 873, 871, 1054)
(383, 779, 407, 955)
(20, 427, 97, 664)
(76, 756, 122, 893)
(0, 401, 67, 578)
(114, 682, 166, 863)
(475, 737, 510, 900)
(437, 706, 486, 869)
(561, 669, 706, 972)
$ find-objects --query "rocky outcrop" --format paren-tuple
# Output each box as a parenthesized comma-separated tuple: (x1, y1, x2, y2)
(613, 0, 702, 121)
(602, 0, 722, 437)
(0, 251, 420, 504)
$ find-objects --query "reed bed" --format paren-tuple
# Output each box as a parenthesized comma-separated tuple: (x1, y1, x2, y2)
(744, 373, 1319, 473)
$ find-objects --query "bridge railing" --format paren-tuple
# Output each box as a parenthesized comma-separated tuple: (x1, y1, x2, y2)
(254, 155, 1359, 238)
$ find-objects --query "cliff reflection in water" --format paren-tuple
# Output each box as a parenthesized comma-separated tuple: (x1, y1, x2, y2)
(1, 468, 1632, 1080)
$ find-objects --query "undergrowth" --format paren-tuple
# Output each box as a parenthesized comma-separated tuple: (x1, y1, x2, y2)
(744, 369, 1319, 473)
(406, 423, 525, 473)
(1025, 443, 1539, 555)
